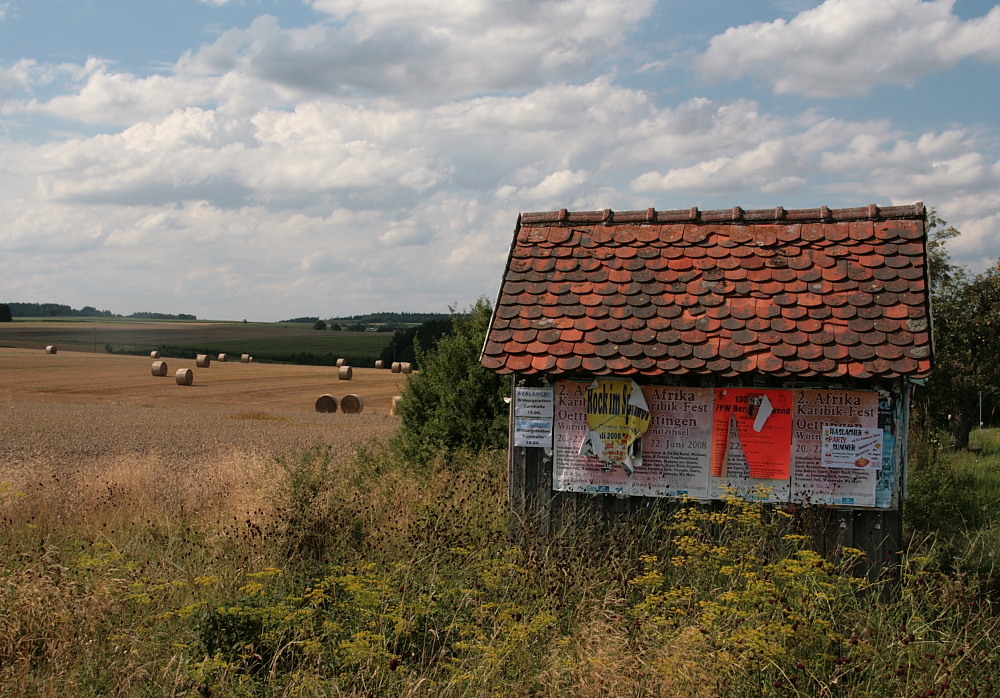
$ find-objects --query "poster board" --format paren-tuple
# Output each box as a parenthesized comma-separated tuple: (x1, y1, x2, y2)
(550, 380, 898, 508)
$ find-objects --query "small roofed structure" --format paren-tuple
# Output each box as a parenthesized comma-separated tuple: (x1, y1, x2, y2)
(482, 203, 931, 575)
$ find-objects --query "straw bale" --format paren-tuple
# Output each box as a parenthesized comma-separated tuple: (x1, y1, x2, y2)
(374, 360, 384, 369)
(175, 368, 194, 386)
(390, 395, 402, 416)
(218, 353, 228, 362)
(315, 394, 339, 413)
(391, 362, 402, 373)
(340, 394, 365, 414)
(336, 358, 346, 367)
(150, 350, 160, 359)
(401, 362, 413, 374)
(338, 366, 353, 381)
(241, 354, 251, 363)
(196, 354, 211, 368)
(45, 345, 57, 354)
(151, 360, 168, 377)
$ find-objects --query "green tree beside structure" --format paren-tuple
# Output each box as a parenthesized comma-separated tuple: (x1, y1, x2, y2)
(392, 298, 510, 465)
(0, 303, 12, 322)
(916, 212, 1000, 448)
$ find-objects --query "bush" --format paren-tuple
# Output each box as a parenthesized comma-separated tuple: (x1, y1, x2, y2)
(392, 298, 510, 465)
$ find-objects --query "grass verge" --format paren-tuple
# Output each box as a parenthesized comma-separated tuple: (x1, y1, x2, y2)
(2, 434, 1000, 696)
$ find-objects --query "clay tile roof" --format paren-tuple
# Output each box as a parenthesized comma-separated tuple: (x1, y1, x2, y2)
(483, 203, 932, 380)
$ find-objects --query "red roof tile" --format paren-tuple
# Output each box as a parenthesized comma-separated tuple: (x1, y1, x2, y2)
(483, 204, 932, 379)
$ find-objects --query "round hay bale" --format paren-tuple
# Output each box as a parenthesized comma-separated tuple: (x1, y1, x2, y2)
(315, 394, 339, 413)
(241, 354, 251, 363)
(336, 358, 346, 367)
(374, 360, 384, 369)
(45, 345, 57, 354)
(390, 395, 402, 416)
(196, 354, 211, 368)
(338, 365, 353, 381)
(391, 362, 402, 373)
(150, 350, 160, 359)
(340, 394, 365, 414)
(401, 362, 413, 374)
(151, 360, 168, 377)
(175, 368, 194, 386)
(217, 353, 228, 362)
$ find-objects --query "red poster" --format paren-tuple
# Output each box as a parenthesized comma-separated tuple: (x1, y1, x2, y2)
(712, 388, 793, 480)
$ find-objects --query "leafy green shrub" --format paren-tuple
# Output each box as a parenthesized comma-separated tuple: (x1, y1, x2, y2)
(392, 298, 510, 465)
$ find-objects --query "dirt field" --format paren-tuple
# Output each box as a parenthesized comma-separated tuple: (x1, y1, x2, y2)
(0, 347, 408, 472)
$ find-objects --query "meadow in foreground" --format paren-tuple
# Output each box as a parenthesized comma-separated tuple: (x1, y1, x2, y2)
(2, 428, 1000, 697)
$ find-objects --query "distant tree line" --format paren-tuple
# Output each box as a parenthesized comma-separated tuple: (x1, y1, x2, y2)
(379, 317, 454, 369)
(330, 311, 448, 325)
(129, 311, 198, 320)
(3, 302, 196, 320)
(0, 303, 11, 322)
(281, 312, 449, 334)
(5, 302, 115, 317)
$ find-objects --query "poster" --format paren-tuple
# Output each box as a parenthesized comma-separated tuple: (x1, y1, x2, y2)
(790, 390, 879, 506)
(821, 426, 883, 469)
(876, 391, 899, 509)
(711, 388, 793, 478)
(638, 386, 714, 498)
(709, 404, 789, 503)
(553, 380, 628, 494)
(513, 387, 554, 448)
(579, 378, 651, 474)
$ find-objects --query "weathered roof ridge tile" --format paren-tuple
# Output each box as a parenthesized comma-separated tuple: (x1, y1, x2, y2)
(519, 203, 924, 226)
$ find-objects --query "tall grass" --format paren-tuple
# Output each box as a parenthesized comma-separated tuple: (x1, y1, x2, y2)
(3, 435, 1000, 696)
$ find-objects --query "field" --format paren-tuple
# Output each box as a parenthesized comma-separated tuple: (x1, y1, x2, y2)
(0, 346, 407, 472)
(4, 343, 1000, 696)
(0, 319, 393, 365)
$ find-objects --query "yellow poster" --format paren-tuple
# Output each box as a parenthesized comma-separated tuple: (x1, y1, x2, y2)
(579, 378, 651, 474)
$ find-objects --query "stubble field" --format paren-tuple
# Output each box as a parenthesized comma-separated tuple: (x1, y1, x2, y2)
(0, 346, 406, 476)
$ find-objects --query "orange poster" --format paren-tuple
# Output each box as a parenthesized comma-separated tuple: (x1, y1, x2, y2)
(712, 388, 793, 480)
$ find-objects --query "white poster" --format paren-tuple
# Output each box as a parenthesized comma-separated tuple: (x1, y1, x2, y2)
(821, 426, 883, 470)
(791, 390, 879, 507)
(513, 387, 554, 448)
(639, 386, 714, 498)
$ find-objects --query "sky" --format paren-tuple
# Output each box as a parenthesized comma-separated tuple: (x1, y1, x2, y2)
(1, 0, 999, 322)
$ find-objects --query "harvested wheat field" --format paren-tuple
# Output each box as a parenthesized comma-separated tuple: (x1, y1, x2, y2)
(0, 347, 408, 473)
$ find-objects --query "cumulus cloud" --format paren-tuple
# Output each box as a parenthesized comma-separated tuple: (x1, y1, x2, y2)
(2, 0, 1000, 317)
(178, 0, 655, 103)
(698, 0, 1000, 97)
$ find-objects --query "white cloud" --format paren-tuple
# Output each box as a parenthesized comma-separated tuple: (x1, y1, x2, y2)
(698, 0, 1000, 97)
(179, 0, 655, 103)
(3, 0, 1000, 318)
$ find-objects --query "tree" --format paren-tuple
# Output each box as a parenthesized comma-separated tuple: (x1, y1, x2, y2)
(379, 318, 453, 368)
(312, 319, 327, 331)
(0, 303, 11, 322)
(392, 298, 510, 464)
(916, 212, 1000, 448)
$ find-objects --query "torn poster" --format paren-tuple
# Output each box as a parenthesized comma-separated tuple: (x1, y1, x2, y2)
(711, 388, 793, 480)
(579, 377, 651, 474)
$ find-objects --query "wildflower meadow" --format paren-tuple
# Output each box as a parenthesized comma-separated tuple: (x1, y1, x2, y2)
(3, 423, 1000, 697)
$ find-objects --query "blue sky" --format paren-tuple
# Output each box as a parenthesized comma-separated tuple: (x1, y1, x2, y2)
(1, 0, 998, 321)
